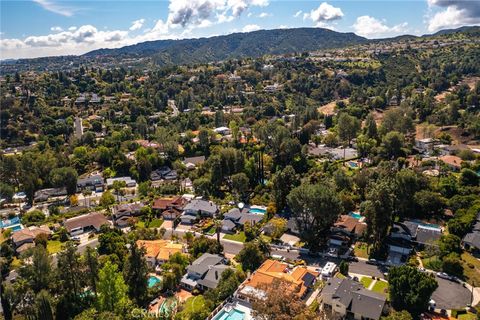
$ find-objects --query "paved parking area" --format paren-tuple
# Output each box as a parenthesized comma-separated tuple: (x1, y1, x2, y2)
(431, 276, 472, 310)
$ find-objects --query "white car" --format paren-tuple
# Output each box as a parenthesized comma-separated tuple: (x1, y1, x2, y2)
(436, 272, 453, 280)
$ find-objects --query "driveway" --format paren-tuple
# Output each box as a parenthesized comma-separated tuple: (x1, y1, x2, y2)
(431, 276, 472, 310)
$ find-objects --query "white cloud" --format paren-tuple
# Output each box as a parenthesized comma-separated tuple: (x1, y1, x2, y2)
(258, 12, 271, 18)
(294, 10, 303, 18)
(32, 0, 75, 17)
(278, 25, 289, 29)
(50, 26, 63, 32)
(353, 15, 409, 38)
(304, 2, 343, 23)
(0, 0, 272, 59)
(129, 19, 145, 31)
(167, 0, 268, 27)
(242, 24, 261, 32)
(427, 0, 480, 32)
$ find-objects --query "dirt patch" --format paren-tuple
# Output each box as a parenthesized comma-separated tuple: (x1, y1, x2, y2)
(434, 125, 476, 145)
(318, 99, 348, 116)
(434, 76, 480, 103)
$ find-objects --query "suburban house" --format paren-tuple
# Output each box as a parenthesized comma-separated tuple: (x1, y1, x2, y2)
(438, 155, 463, 171)
(150, 166, 178, 181)
(414, 138, 436, 154)
(320, 277, 387, 320)
(152, 196, 186, 221)
(236, 259, 318, 302)
(136, 240, 184, 267)
(462, 213, 480, 253)
(180, 199, 218, 224)
(112, 203, 144, 228)
(180, 253, 230, 291)
(64, 212, 109, 236)
(34, 187, 67, 202)
(332, 215, 367, 238)
(402, 220, 442, 248)
(183, 156, 206, 170)
(77, 174, 104, 192)
(221, 208, 264, 233)
(12, 225, 52, 254)
(106, 176, 137, 188)
(386, 223, 414, 265)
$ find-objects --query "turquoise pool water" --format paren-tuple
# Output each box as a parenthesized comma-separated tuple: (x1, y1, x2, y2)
(348, 161, 358, 168)
(10, 225, 23, 232)
(248, 208, 266, 215)
(213, 309, 245, 320)
(148, 276, 161, 288)
(349, 212, 362, 219)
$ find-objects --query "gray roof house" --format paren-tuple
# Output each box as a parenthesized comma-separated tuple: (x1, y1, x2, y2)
(402, 220, 442, 247)
(180, 253, 229, 291)
(181, 200, 219, 224)
(462, 213, 480, 252)
(77, 174, 104, 192)
(221, 208, 264, 233)
(320, 277, 387, 320)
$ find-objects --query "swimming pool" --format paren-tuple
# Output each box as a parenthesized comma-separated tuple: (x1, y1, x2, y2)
(348, 161, 358, 168)
(248, 208, 266, 215)
(349, 212, 362, 220)
(9, 225, 23, 232)
(148, 276, 161, 288)
(213, 308, 245, 320)
(1, 216, 21, 228)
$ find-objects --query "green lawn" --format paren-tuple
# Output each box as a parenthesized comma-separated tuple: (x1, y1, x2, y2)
(461, 252, 480, 286)
(204, 225, 216, 235)
(148, 218, 163, 228)
(354, 242, 370, 259)
(176, 295, 209, 319)
(372, 280, 388, 295)
(47, 240, 63, 254)
(457, 312, 476, 320)
(223, 231, 247, 243)
(135, 220, 145, 228)
(360, 277, 373, 288)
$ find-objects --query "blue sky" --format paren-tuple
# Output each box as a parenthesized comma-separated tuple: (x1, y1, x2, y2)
(1, 0, 480, 59)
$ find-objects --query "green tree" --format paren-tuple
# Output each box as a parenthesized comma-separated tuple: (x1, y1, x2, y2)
(50, 167, 78, 195)
(382, 310, 413, 320)
(83, 246, 99, 297)
(236, 242, 265, 272)
(123, 242, 149, 305)
(442, 253, 463, 277)
(363, 179, 395, 252)
(395, 169, 425, 218)
(21, 210, 46, 226)
(20, 245, 52, 293)
(388, 266, 438, 316)
(231, 172, 249, 200)
(414, 190, 445, 217)
(337, 112, 360, 148)
(287, 183, 343, 248)
(100, 190, 115, 207)
(339, 260, 349, 276)
(33, 290, 54, 320)
(56, 242, 84, 318)
(381, 131, 405, 159)
(188, 236, 223, 258)
(271, 165, 299, 211)
(364, 113, 378, 139)
(97, 261, 130, 313)
(459, 168, 479, 186)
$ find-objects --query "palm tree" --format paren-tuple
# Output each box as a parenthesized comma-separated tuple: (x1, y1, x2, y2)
(213, 218, 222, 245)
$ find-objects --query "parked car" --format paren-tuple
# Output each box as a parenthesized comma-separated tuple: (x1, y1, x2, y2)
(436, 272, 454, 281)
(366, 259, 378, 265)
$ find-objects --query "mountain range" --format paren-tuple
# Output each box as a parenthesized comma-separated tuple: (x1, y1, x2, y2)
(1, 26, 479, 73)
